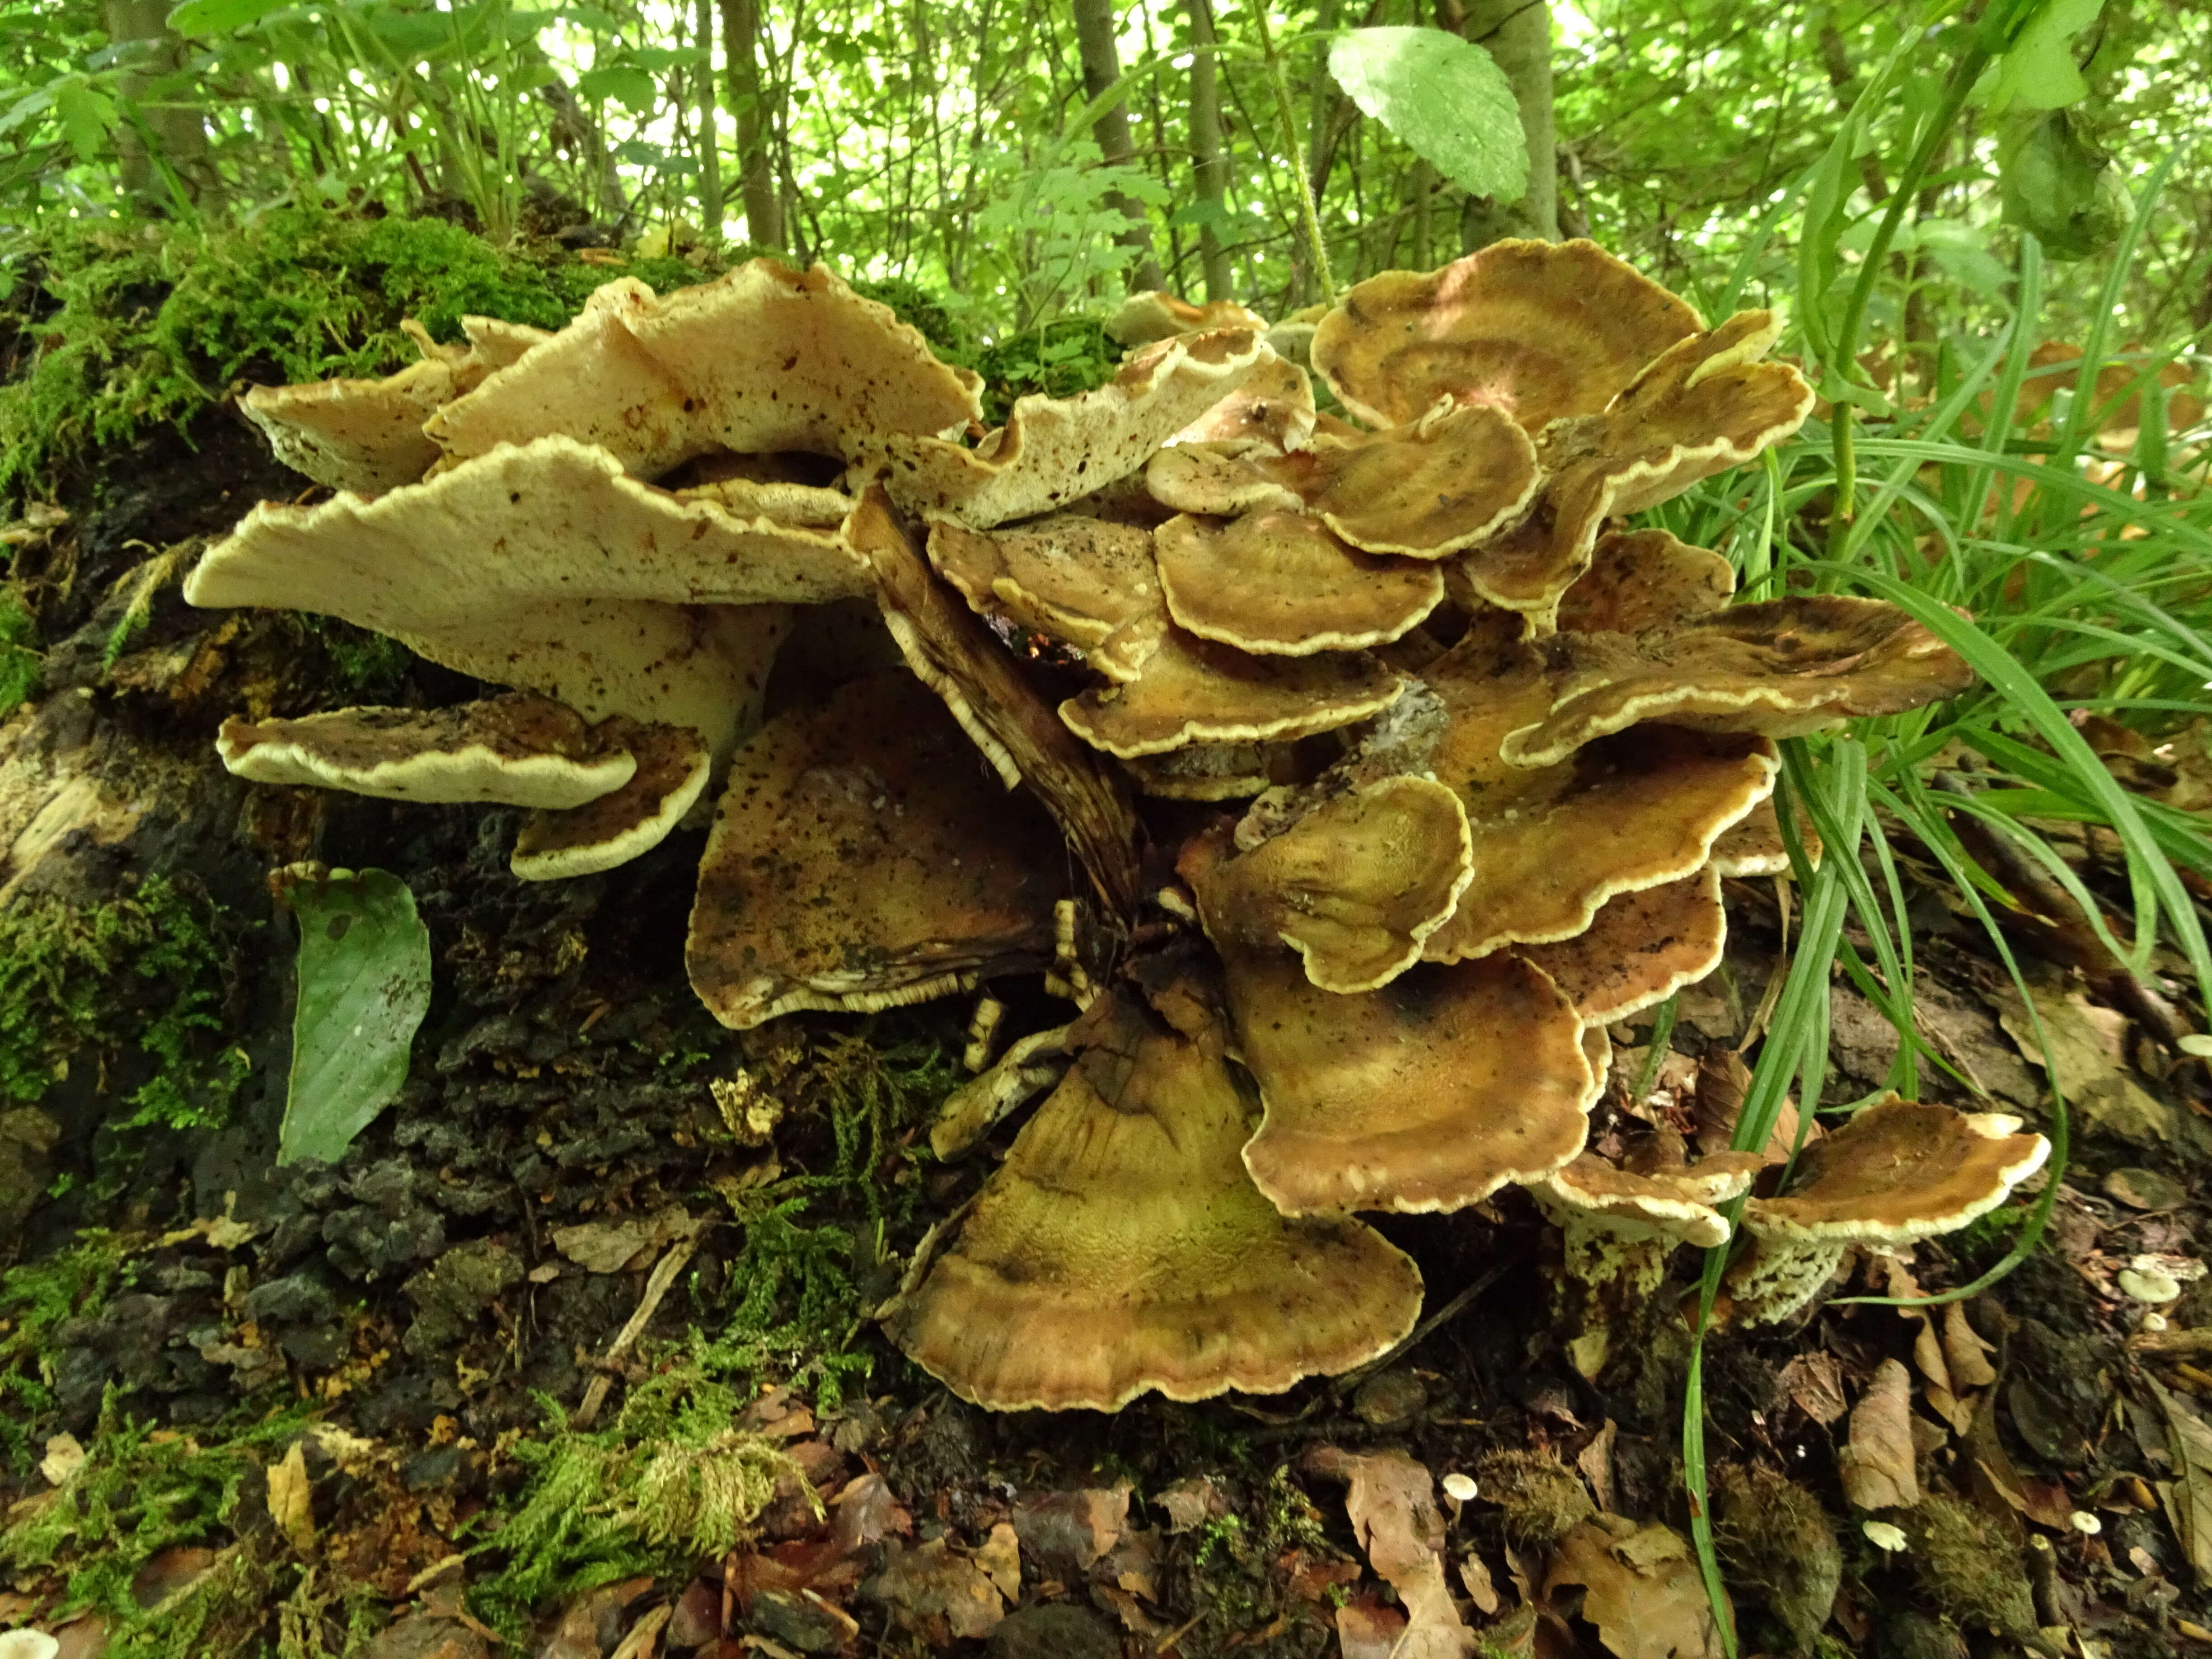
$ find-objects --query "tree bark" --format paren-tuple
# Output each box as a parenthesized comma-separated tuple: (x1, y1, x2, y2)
(1441, 0, 1556, 249)
(1186, 0, 1232, 300)
(1071, 0, 1165, 292)
(719, 0, 786, 250)
(695, 0, 725, 237)
(103, 0, 211, 210)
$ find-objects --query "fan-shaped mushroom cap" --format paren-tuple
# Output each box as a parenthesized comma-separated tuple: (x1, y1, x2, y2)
(1206, 932, 1596, 1216)
(1105, 290, 1271, 346)
(215, 694, 635, 806)
(1148, 402, 1538, 561)
(1709, 797, 1823, 878)
(1500, 595, 1977, 768)
(1456, 312, 1814, 620)
(1121, 740, 1305, 801)
(1553, 530, 1736, 635)
(884, 330, 1268, 528)
(684, 672, 1064, 1028)
(854, 491, 1144, 914)
(425, 263, 986, 478)
(925, 515, 1160, 650)
(1183, 777, 1472, 993)
(1154, 511, 1445, 655)
(1727, 1097, 2051, 1325)
(511, 718, 712, 880)
(1312, 240, 1703, 433)
(1060, 625, 1406, 758)
(882, 989, 1424, 1410)
(1407, 618, 1776, 960)
(1531, 1142, 1766, 1291)
(1517, 864, 1725, 1026)
(1168, 354, 1317, 451)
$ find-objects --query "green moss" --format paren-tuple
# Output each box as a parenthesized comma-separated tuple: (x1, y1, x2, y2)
(0, 1392, 312, 1654)
(850, 276, 976, 366)
(1475, 1449, 1597, 1549)
(474, 1364, 801, 1641)
(0, 207, 729, 505)
(0, 872, 253, 1167)
(974, 316, 1119, 427)
(0, 582, 35, 716)
(1900, 1494, 2036, 1640)
(294, 614, 414, 700)
(0, 1232, 131, 1472)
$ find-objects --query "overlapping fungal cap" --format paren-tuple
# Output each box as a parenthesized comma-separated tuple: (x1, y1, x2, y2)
(215, 694, 634, 806)
(1516, 865, 1727, 1026)
(1105, 289, 1270, 347)
(239, 315, 550, 493)
(883, 329, 1270, 528)
(424, 263, 987, 478)
(1501, 595, 1978, 765)
(510, 718, 713, 881)
(1454, 311, 1815, 623)
(1725, 1097, 2050, 1325)
(881, 986, 1424, 1410)
(1312, 239, 1703, 432)
(684, 672, 1066, 1028)
(1152, 511, 1446, 654)
(1532, 1135, 1767, 1293)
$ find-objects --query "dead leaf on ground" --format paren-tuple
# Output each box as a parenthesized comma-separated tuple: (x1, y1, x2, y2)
(1545, 1516, 1730, 1659)
(2152, 1377, 2212, 1585)
(1776, 1352, 1849, 1426)
(549, 1204, 701, 1273)
(268, 1441, 315, 1554)
(975, 1521, 1020, 1601)
(1302, 1447, 1474, 1657)
(1942, 1304, 1998, 1389)
(864, 1536, 1003, 1643)
(1577, 1420, 1619, 1515)
(1155, 1476, 1228, 1532)
(1997, 983, 2175, 1145)
(1459, 1551, 1503, 1616)
(1838, 1359, 1921, 1511)
(39, 1434, 84, 1488)
(1961, 1397, 2069, 1533)
(1010, 1485, 1128, 1580)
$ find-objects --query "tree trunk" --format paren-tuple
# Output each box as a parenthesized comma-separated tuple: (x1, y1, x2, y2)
(103, 0, 211, 210)
(719, 0, 785, 251)
(1071, 0, 1165, 293)
(695, 0, 725, 237)
(1443, 0, 1556, 249)
(1186, 0, 1232, 301)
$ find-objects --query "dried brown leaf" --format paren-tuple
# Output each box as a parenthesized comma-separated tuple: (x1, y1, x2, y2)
(865, 1537, 1004, 1643)
(1545, 1518, 1730, 1659)
(2153, 1378, 2212, 1584)
(1838, 1359, 1920, 1511)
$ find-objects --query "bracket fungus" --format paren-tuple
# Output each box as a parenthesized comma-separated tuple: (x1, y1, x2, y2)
(1534, 1140, 1767, 1295)
(187, 246, 1982, 1413)
(1726, 1098, 2050, 1325)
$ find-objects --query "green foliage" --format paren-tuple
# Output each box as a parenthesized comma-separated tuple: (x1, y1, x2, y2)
(0, 206, 721, 505)
(1327, 27, 1527, 203)
(0, 872, 251, 1149)
(0, 1393, 312, 1653)
(0, 579, 35, 715)
(1999, 108, 2129, 258)
(475, 1365, 801, 1638)
(277, 866, 432, 1167)
(974, 318, 1119, 428)
(0, 1232, 130, 1471)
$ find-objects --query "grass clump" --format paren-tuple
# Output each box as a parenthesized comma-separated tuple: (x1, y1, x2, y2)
(0, 872, 252, 1161)
(0, 206, 722, 505)
(476, 1364, 802, 1640)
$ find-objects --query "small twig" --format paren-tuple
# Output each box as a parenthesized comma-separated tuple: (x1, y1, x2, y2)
(1335, 1261, 1513, 1390)
(572, 1235, 698, 1430)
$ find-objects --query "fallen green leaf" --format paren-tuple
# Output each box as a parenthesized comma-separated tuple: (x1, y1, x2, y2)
(1327, 26, 1527, 204)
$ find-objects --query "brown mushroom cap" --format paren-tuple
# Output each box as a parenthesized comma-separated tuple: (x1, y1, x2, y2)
(215, 694, 634, 806)
(1211, 937, 1596, 1216)
(684, 672, 1065, 1029)
(424, 263, 986, 478)
(239, 355, 453, 496)
(511, 718, 712, 880)
(1455, 312, 1814, 620)
(1408, 617, 1776, 960)
(925, 515, 1160, 650)
(1154, 511, 1446, 656)
(1500, 595, 1978, 768)
(1709, 797, 1823, 878)
(1167, 354, 1317, 451)
(1311, 240, 1703, 433)
(1143, 442, 1307, 518)
(1303, 399, 1541, 558)
(1105, 290, 1271, 347)
(1531, 1143, 1766, 1291)
(1120, 742, 1287, 801)
(882, 989, 1424, 1410)
(1516, 864, 1726, 1026)
(854, 490, 1144, 915)
(1060, 624, 1406, 758)
(1728, 1097, 2050, 1324)
(1552, 529, 1736, 636)
(883, 329, 1269, 528)
(1184, 776, 1473, 993)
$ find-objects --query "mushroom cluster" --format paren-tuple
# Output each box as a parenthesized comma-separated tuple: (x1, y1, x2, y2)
(186, 239, 2037, 1412)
